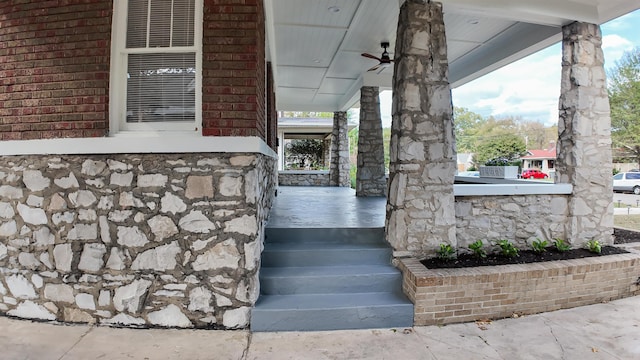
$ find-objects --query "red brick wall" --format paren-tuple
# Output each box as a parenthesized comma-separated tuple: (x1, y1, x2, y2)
(202, 0, 266, 139)
(0, 0, 111, 140)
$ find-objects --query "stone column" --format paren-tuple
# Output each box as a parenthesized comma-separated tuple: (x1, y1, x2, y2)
(323, 137, 331, 169)
(386, 0, 457, 258)
(356, 86, 387, 197)
(556, 22, 614, 245)
(329, 111, 350, 187)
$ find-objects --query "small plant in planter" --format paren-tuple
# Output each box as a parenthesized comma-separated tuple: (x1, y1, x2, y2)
(496, 239, 519, 257)
(553, 238, 571, 252)
(468, 240, 487, 258)
(437, 243, 456, 260)
(531, 238, 548, 253)
(484, 158, 511, 166)
(586, 239, 602, 254)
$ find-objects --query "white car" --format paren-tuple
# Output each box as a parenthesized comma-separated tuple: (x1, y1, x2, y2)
(613, 172, 640, 195)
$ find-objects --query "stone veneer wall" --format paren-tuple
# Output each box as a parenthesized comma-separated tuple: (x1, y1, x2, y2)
(399, 252, 640, 326)
(0, 153, 276, 329)
(455, 194, 570, 250)
(278, 171, 330, 187)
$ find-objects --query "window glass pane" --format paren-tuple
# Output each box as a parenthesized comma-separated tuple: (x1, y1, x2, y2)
(614, 173, 623, 180)
(126, 0, 149, 48)
(126, 53, 196, 123)
(629, 173, 640, 179)
(149, 0, 172, 47)
(172, 0, 195, 46)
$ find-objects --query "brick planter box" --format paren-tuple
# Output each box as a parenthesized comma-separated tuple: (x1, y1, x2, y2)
(398, 251, 640, 326)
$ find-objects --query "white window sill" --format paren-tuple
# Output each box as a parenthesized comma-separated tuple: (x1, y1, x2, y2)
(0, 135, 276, 158)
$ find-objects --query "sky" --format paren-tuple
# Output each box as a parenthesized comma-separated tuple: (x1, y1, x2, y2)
(377, 8, 640, 127)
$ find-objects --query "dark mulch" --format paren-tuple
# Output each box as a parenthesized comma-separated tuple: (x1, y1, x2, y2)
(421, 228, 640, 269)
(421, 246, 629, 269)
(614, 227, 640, 244)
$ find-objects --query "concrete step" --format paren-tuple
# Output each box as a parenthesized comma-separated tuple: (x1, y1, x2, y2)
(250, 292, 414, 332)
(261, 243, 391, 267)
(265, 227, 385, 245)
(260, 265, 403, 295)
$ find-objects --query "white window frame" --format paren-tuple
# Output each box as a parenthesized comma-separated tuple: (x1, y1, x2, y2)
(109, 0, 203, 136)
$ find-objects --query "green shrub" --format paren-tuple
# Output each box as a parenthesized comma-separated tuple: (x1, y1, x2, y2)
(553, 238, 571, 252)
(586, 239, 602, 254)
(468, 240, 487, 258)
(496, 239, 519, 257)
(436, 243, 456, 260)
(531, 238, 548, 253)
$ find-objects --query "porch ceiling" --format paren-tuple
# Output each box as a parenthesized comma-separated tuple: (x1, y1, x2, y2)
(265, 0, 639, 112)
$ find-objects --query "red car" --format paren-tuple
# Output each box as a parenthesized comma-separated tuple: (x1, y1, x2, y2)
(520, 169, 549, 179)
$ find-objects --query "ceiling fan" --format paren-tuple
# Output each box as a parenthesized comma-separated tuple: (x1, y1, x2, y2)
(361, 42, 393, 73)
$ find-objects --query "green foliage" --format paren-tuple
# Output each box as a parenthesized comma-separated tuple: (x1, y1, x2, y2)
(436, 244, 456, 261)
(285, 139, 324, 169)
(467, 166, 477, 171)
(613, 168, 621, 175)
(586, 240, 602, 254)
(496, 239, 519, 257)
(280, 111, 334, 118)
(531, 238, 548, 253)
(474, 134, 526, 167)
(608, 47, 640, 168)
(553, 238, 571, 252)
(468, 240, 487, 258)
(453, 107, 484, 153)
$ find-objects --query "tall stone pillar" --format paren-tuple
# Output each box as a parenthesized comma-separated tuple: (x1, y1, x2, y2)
(329, 111, 351, 187)
(356, 86, 387, 197)
(386, 0, 456, 258)
(323, 137, 331, 169)
(556, 22, 614, 245)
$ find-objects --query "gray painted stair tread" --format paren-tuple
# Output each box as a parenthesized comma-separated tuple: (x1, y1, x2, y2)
(263, 242, 388, 251)
(260, 265, 400, 277)
(254, 292, 412, 310)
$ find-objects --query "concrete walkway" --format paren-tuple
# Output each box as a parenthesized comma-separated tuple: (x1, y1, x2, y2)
(2, 295, 639, 360)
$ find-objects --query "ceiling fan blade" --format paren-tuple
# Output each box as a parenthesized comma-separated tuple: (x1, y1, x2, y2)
(367, 64, 381, 72)
(361, 53, 382, 61)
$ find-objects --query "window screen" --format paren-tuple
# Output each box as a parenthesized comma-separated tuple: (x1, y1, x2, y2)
(125, 0, 196, 123)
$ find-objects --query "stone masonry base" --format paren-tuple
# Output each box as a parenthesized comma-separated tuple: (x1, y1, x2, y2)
(398, 250, 640, 326)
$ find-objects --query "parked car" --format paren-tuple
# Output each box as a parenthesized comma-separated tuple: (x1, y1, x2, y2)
(613, 172, 640, 194)
(520, 169, 549, 179)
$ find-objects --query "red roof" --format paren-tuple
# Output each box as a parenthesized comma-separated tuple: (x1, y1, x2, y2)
(521, 148, 556, 159)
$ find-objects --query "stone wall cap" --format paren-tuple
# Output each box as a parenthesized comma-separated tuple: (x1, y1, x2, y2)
(0, 136, 277, 158)
(279, 170, 330, 174)
(454, 183, 573, 196)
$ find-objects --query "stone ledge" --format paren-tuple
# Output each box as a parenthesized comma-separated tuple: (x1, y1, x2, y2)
(398, 250, 640, 326)
(454, 183, 573, 196)
(0, 136, 277, 158)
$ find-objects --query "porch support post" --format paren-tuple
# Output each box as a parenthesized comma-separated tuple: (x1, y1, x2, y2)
(386, 0, 457, 258)
(556, 22, 614, 245)
(356, 86, 387, 197)
(329, 111, 350, 187)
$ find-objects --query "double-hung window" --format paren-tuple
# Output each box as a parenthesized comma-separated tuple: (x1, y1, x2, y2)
(111, 0, 202, 134)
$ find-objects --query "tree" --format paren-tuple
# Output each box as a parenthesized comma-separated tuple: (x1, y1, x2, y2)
(285, 139, 324, 169)
(453, 107, 483, 152)
(608, 47, 640, 167)
(473, 134, 527, 166)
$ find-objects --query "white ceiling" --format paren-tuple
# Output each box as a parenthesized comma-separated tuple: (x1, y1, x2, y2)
(265, 0, 640, 112)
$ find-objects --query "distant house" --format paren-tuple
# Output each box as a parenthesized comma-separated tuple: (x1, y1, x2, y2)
(457, 153, 474, 171)
(521, 146, 557, 173)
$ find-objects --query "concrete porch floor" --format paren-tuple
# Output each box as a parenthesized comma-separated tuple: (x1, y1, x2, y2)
(268, 186, 386, 228)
